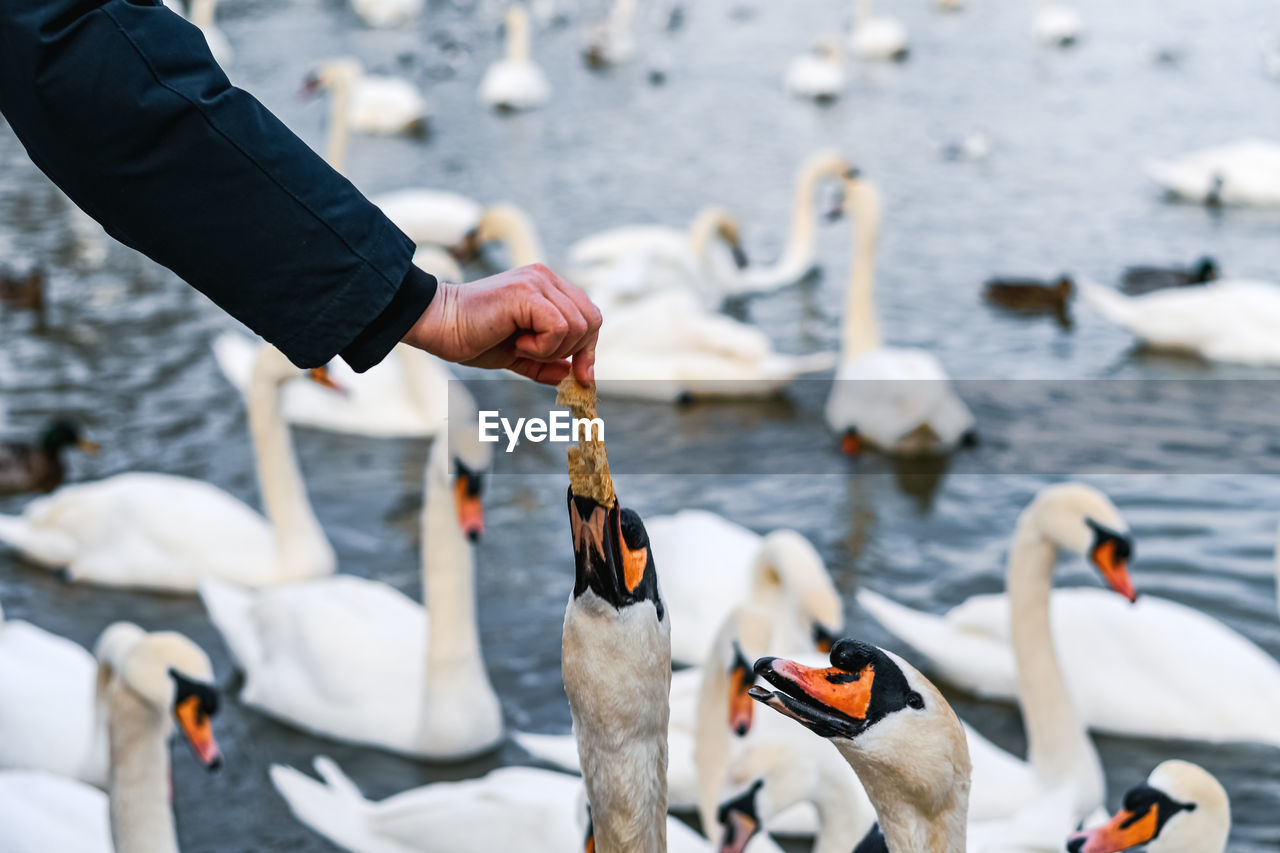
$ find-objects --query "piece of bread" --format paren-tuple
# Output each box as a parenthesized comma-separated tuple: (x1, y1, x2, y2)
(556, 377, 616, 508)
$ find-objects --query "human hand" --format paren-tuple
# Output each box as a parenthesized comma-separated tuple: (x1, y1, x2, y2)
(402, 264, 602, 385)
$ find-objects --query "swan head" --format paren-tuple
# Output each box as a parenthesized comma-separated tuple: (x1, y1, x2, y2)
(689, 207, 749, 270)
(750, 640, 969, 820)
(432, 385, 491, 542)
(99, 626, 223, 770)
(568, 493, 663, 617)
(716, 735, 841, 853)
(751, 529, 844, 654)
(1024, 483, 1136, 602)
(1067, 761, 1229, 853)
(302, 57, 363, 96)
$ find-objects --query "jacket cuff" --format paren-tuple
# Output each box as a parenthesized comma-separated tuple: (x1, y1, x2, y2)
(339, 265, 438, 373)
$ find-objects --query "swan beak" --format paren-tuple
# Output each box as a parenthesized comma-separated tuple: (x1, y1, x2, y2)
(175, 695, 222, 770)
(749, 655, 875, 737)
(717, 780, 763, 853)
(453, 473, 485, 541)
(451, 229, 483, 263)
(77, 439, 101, 455)
(731, 245, 750, 270)
(308, 366, 347, 396)
(727, 645, 756, 737)
(812, 623, 840, 654)
(568, 493, 657, 611)
(840, 430, 861, 456)
(1066, 806, 1159, 853)
(1091, 539, 1137, 603)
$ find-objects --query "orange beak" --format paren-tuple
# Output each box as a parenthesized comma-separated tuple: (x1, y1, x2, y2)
(1067, 806, 1159, 853)
(308, 366, 347, 395)
(453, 476, 484, 542)
(841, 431, 861, 456)
(1091, 539, 1137, 603)
(753, 657, 876, 725)
(175, 695, 221, 769)
(728, 656, 755, 737)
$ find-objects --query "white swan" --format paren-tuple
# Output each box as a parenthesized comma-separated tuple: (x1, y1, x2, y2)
(860, 483, 1280, 749)
(567, 207, 748, 307)
(584, 0, 637, 68)
(1033, 0, 1082, 48)
(825, 172, 974, 455)
(0, 347, 337, 591)
(199, 407, 500, 760)
(214, 334, 455, 438)
(1067, 761, 1229, 853)
(0, 625, 223, 853)
(352, 0, 422, 28)
(375, 189, 484, 258)
(1144, 139, 1280, 207)
(271, 757, 748, 853)
(786, 39, 846, 101)
(480, 6, 551, 111)
(470, 205, 837, 402)
(165, 0, 233, 66)
(1078, 277, 1280, 366)
(849, 0, 909, 62)
(305, 59, 430, 162)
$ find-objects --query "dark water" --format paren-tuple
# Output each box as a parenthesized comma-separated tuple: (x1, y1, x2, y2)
(3, 0, 1280, 850)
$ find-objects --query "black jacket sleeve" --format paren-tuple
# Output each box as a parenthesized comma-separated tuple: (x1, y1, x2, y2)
(0, 0, 436, 371)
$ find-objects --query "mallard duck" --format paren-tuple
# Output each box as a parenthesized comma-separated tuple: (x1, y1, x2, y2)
(1120, 256, 1219, 295)
(0, 420, 98, 496)
(983, 274, 1073, 324)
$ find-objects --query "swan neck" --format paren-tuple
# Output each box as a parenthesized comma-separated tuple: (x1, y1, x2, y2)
(841, 185, 882, 358)
(839, 744, 966, 853)
(1007, 520, 1094, 789)
(106, 684, 178, 853)
(765, 163, 825, 284)
(507, 10, 532, 63)
(491, 210, 547, 266)
(247, 362, 332, 583)
(693, 647, 735, 832)
(189, 0, 216, 29)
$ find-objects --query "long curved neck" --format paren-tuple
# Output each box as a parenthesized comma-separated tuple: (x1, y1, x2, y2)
(189, 0, 216, 29)
(420, 451, 485, 705)
(1007, 518, 1095, 790)
(765, 165, 827, 284)
(325, 77, 352, 173)
(507, 11, 531, 63)
(106, 684, 178, 853)
(247, 362, 332, 582)
(841, 186, 882, 359)
(836, 742, 966, 853)
(490, 209, 547, 266)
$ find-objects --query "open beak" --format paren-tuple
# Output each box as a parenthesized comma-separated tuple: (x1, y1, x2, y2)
(1066, 806, 1159, 853)
(812, 623, 840, 654)
(308, 366, 348, 396)
(718, 809, 759, 853)
(727, 645, 755, 737)
(454, 473, 485, 542)
(77, 439, 101, 455)
(175, 695, 222, 771)
(749, 655, 876, 739)
(450, 229, 482, 263)
(1091, 539, 1137, 603)
(569, 493, 630, 609)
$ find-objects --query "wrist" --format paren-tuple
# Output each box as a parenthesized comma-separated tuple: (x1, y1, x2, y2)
(402, 281, 458, 357)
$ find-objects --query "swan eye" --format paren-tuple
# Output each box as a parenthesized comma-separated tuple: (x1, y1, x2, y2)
(906, 691, 924, 710)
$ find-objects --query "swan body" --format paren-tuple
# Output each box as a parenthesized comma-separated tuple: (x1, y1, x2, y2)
(373, 189, 483, 256)
(200, 423, 501, 760)
(352, 0, 422, 28)
(1079, 278, 1280, 366)
(0, 614, 104, 785)
(825, 174, 974, 454)
(480, 6, 551, 110)
(214, 333, 455, 437)
(786, 39, 845, 100)
(1144, 139, 1280, 206)
(0, 770, 111, 853)
(306, 59, 430, 138)
(859, 586, 1280, 748)
(1033, 1, 1082, 47)
(1068, 761, 1230, 853)
(850, 0, 909, 61)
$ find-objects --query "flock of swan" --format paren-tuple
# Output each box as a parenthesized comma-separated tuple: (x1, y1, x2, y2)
(4, 1, 1280, 852)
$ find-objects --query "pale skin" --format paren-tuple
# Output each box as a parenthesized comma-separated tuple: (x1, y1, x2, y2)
(403, 264, 602, 385)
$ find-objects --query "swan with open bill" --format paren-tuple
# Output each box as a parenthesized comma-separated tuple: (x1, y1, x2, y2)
(0, 624, 222, 853)
(0, 347, 338, 590)
(1144, 139, 1280, 206)
(1067, 761, 1229, 853)
(0, 419, 98, 496)
(480, 5, 552, 111)
(825, 169, 975, 455)
(859, 482, 1280, 748)
(200, 395, 502, 760)
(1078, 276, 1280, 366)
